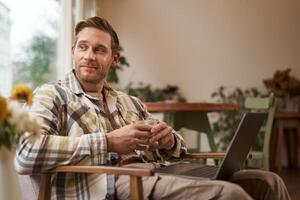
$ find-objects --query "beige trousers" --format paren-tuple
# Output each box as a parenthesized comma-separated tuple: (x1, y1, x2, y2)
(116, 169, 290, 200)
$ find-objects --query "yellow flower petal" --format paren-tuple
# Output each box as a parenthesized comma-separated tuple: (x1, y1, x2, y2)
(11, 84, 33, 105)
(0, 96, 9, 121)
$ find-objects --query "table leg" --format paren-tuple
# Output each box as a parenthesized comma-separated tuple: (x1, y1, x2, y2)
(269, 121, 280, 172)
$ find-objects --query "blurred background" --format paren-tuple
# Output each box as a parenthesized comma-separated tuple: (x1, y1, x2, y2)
(1, 0, 299, 101)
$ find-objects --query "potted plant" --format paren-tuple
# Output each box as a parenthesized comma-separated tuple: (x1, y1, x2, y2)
(263, 68, 300, 112)
(125, 82, 186, 102)
(107, 46, 130, 84)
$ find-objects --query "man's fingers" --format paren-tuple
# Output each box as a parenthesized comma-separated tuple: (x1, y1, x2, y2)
(149, 127, 172, 143)
(133, 138, 149, 145)
(159, 135, 171, 146)
(162, 139, 172, 148)
(149, 142, 159, 150)
(133, 130, 151, 139)
(163, 139, 174, 150)
(136, 144, 150, 151)
(150, 122, 167, 134)
(159, 134, 175, 150)
(133, 123, 153, 131)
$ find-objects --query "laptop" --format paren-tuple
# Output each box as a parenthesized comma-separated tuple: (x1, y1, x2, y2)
(154, 112, 267, 180)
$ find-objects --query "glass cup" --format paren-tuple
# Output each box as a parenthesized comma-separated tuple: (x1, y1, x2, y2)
(136, 119, 159, 151)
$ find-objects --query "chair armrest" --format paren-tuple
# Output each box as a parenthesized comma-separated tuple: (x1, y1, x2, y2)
(181, 152, 253, 160)
(181, 152, 226, 159)
(39, 165, 153, 200)
(49, 165, 153, 176)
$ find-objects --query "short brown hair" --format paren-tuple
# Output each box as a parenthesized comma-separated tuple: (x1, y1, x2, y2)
(74, 16, 119, 54)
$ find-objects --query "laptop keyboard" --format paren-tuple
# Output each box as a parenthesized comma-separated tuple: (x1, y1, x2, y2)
(183, 165, 219, 178)
(154, 163, 219, 179)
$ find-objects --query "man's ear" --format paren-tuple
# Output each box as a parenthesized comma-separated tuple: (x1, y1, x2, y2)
(71, 45, 75, 57)
(71, 40, 77, 57)
(112, 52, 120, 66)
(71, 45, 75, 59)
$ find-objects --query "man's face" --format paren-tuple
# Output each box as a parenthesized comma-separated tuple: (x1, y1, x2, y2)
(72, 27, 118, 85)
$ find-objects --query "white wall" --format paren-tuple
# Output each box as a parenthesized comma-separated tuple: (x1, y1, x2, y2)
(99, 0, 300, 101)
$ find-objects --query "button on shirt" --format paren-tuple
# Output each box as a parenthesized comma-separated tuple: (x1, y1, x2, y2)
(15, 70, 187, 199)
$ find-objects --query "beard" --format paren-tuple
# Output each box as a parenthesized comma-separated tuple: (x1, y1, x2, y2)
(75, 62, 107, 84)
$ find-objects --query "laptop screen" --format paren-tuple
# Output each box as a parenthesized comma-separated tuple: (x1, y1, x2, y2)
(216, 112, 267, 180)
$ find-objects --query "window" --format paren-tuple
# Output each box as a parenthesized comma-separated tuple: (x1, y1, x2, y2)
(0, 0, 100, 96)
(0, 0, 60, 96)
(0, 1, 11, 97)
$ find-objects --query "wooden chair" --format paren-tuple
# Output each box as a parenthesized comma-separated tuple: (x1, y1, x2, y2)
(37, 103, 239, 199)
(37, 153, 230, 200)
(38, 165, 153, 200)
(244, 94, 277, 170)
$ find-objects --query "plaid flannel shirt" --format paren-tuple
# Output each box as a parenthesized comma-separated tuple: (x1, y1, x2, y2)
(15, 70, 187, 199)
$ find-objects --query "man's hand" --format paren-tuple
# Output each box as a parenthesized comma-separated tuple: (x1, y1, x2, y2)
(149, 122, 175, 150)
(106, 123, 152, 154)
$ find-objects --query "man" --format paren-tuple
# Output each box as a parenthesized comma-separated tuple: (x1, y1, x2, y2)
(15, 16, 290, 200)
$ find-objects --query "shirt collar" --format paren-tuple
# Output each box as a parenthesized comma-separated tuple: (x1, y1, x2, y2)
(64, 70, 84, 95)
(64, 70, 118, 103)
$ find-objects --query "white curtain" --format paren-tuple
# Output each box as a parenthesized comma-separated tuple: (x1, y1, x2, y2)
(56, 0, 101, 79)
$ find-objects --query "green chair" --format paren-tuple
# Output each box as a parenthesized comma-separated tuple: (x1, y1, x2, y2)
(244, 94, 277, 170)
(170, 111, 218, 153)
(157, 97, 276, 169)
(145, 102, 239, 164)
(159, 111, 220, 165)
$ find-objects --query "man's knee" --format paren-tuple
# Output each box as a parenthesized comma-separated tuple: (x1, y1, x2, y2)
(230, 170, 290, 200)
(217, 181, 252, 200)
(231, 170, 285, 190)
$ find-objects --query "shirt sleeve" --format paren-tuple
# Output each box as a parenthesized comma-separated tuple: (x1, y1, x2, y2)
(15, 84, 108, 175)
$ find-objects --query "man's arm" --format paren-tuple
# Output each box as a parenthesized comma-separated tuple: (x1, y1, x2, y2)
(15, 84, 108, 174)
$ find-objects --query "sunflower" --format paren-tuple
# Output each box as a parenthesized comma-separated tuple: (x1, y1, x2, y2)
(0, 96, 9, 121)
(11, 84, 33, 105)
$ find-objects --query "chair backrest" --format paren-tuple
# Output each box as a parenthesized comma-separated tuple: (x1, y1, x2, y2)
(172, 111, 217, 152)
(244, 94, 277, 170)
(145, 102, 238, 155)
